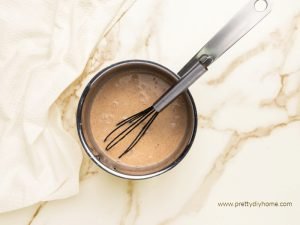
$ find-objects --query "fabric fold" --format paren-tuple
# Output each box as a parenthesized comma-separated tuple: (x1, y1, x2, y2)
(0, 0, 124, 212)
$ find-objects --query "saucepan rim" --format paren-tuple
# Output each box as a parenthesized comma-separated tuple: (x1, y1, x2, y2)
(76, 59, 198, 180)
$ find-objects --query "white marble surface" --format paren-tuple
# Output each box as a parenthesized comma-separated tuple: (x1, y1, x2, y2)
(1, 0, 300, 224)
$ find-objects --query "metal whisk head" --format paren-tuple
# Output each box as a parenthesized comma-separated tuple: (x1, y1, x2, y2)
(104, 106, 158, 158)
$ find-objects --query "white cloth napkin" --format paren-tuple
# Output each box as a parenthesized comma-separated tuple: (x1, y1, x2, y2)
(0, 0, 123, 212)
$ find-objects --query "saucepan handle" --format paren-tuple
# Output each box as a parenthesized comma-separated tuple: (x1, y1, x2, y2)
(178, 0, 272, 76)
(153, 0, 271, 112)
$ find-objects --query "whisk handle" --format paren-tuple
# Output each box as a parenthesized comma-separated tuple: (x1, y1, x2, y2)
(153, 62, 207, 112)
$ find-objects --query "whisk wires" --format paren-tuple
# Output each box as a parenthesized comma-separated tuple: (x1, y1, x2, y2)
(104, 106, 158, 158)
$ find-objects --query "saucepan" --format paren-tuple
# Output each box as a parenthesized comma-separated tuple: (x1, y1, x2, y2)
(77, 0, 271, 179)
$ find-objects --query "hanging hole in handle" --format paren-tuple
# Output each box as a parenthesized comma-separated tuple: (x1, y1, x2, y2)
(254, 0, 268, 12)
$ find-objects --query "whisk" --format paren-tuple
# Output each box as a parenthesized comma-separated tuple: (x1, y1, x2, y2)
(104, 0, 271, 158)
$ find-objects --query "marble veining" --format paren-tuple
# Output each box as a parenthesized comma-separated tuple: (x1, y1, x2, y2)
(0, 0, 300, 224)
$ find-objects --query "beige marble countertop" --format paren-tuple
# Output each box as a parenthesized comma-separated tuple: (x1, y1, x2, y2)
(0, 0, 300, 224)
